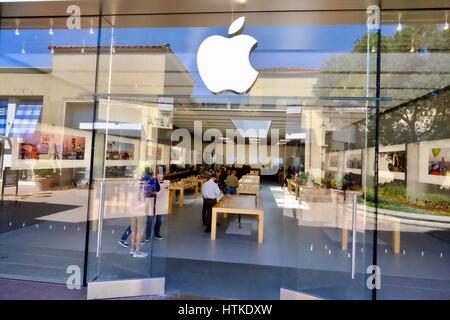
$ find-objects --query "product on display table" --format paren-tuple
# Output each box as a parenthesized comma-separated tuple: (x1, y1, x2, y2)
(238, 175, 260, 186)
(168, 181, 198, 212)
(211, 194, 264, 244)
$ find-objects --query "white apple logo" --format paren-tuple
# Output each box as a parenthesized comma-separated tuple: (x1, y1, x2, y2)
(197, 17, 259, 94)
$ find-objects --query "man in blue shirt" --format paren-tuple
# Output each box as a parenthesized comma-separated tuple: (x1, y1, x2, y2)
(141, 171, 162, 241)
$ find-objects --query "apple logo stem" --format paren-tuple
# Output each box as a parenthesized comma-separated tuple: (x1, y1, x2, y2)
(197, 16, 259, 95)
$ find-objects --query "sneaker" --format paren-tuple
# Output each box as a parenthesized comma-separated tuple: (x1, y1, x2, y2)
(118, 239, 129, 248)
(154, 235, 164, 240)
(144, 238, 150, 242)
(141, 241, 146, 245)
(133, 251, 149, 258)
(129, 249, 135, 255)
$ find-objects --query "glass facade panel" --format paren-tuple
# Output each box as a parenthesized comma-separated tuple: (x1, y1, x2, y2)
(0, 15, 100, 283)
(376, 10, 450, 299)
(0, 1, 448, 300)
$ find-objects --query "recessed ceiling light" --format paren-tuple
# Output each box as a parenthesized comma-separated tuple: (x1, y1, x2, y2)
(232, 119, 271, 138)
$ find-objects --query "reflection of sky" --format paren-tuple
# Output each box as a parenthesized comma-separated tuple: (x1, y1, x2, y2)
(0, 24, 398, 95)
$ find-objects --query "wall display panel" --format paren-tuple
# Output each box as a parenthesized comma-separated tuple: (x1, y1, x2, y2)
(11, 123, 91, 170)
(379, 144, 406, 181)
(152, 143, 170, 165)
(419, 138, 450, 187)
(170, 145, 186, 165)
(366, 144, 406, 182)
(327, 151, 339, 171)
(104, 135, 140, 167)
(344, 149, 362, 174)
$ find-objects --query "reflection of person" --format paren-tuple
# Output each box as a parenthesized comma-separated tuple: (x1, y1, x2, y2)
(128, 184, 148, 258)
(118, 170, 162, 257)
(201, 172, 222, 233)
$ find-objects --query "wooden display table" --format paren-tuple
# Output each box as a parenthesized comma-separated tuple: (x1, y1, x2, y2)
(168, 181, 197, 213)
(239, 175, 260, 186)
(341, 213, 401, 254)
(182, 176, 207, 192)
(237, 184, 260, 198)
(287, 179, 301, 199)
(338, 191, 401, 254)
(296, 185, 314, 201)
(211, 194, 264, 243)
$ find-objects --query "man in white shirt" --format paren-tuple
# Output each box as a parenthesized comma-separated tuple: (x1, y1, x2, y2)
(201, 172, 222, 232)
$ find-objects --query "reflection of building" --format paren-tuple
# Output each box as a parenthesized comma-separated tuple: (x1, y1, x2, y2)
(0, 45, 194, 125)
(0, 45, 195, 183)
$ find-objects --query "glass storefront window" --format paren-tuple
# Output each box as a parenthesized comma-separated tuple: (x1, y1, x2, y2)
(376, 10, 450, 299)
(0, 1, 448, 300)
(0, 15, 100, 283)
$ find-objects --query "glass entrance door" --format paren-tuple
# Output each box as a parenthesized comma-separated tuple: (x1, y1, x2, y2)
(279, 102, 377, 299)
(85, 96, 173, 297)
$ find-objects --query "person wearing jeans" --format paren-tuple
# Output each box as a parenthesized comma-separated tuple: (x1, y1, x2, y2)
(118, 170, 162, 248)
(119, 212, 163, 245)
(146, 212, 163, 240)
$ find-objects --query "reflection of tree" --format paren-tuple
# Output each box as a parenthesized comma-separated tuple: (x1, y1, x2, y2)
(316, 24, 450, 146)
(353, 25, 449, 53)
(379, 89, 450, 144)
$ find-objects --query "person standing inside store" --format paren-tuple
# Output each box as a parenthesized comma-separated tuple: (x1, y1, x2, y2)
(281, 166, 294, 188)
(225, 169, 239, 194)
(201, 172, 222, 233)
(217, 166, 228, 193)
(145, 172, 163, 240)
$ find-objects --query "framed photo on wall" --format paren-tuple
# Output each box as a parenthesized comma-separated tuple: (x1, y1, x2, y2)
(170, 146, 185, 165)
(104, 135, 140, 167)
(11, 123, 91, 170)
(419, 138, 450, 187)
(344, 149, 362, 174)
(327, 152, 339, 171)
(378, 144, 406, 181)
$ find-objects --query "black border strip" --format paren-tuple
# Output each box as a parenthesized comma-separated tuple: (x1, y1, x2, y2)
(372, 7, 383, 301)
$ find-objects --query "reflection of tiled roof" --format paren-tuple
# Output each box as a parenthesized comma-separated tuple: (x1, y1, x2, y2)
(258, 67, 320, 73)
(48, 44, 173, 53)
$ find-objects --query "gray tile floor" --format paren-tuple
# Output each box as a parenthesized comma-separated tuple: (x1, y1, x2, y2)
(0, 180, 449, 299)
